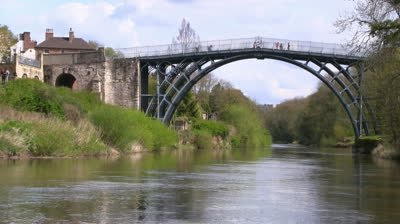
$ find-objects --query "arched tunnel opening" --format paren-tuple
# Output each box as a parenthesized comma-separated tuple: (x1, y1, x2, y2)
(56, 73, 76, 89)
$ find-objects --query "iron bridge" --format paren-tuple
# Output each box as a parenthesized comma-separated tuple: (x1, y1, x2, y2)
(118, 36, 379, 138)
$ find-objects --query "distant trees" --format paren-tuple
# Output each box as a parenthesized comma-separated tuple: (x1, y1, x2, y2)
(0, 25, 17, 63)
(266, 84, 353, 146)
(88, 40, 124, 58)
(265, 98, 307, 143)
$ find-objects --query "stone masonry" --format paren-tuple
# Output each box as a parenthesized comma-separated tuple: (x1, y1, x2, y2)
(43, 49, 141, 109)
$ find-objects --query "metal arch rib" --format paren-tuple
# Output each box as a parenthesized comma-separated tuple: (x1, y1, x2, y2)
(161, 53, 364, 138)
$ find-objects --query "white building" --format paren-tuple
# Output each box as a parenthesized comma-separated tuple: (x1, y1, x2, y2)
(10, 32, 37, 61)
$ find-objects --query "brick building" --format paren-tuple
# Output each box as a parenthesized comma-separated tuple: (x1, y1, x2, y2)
(35, 28, 95, 56)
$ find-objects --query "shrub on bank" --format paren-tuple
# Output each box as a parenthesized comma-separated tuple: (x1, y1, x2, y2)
(0, 79, 64, 118)
(89, 105, 177, 151)
(192, 129, 214, 149)
(192, 119, 229, 138)
(220, 105, 272, 148)
(0, 118, 106, 157)
(0, 79, 179, 157)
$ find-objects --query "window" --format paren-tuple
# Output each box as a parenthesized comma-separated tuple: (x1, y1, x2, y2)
(44, 49, 49, 53)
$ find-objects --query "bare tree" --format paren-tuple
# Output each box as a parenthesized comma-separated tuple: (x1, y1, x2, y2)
(192, 73, 219, 94)
(335, 0, 400, 53)
(172, 18, 200, 52)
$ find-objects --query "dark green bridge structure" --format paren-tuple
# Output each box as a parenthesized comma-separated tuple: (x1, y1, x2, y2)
(119, 37, 378, 138)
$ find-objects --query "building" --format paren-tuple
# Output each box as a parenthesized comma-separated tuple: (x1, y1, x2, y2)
(9, 32, 38, 61)
(35, 28, 95, 56)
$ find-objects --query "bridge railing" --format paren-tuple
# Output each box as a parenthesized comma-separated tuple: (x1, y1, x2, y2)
(118, 37, 358, 58)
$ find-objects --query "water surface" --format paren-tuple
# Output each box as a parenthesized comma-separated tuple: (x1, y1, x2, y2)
(1, 145, 399, 223)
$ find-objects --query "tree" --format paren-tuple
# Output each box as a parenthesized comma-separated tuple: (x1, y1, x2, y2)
(172, 18, 200, 51)
(335, 0, 400, 53)
(192, 73, 219, 117)
(172, 18, 202, 119)
(336, 0, 400, 151)
(0, 25, 17, 63)
(88, 40, 124, 58)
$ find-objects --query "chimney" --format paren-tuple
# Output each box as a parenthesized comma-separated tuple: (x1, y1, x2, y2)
(69, 28, 74, 42)
(45, 28, 54, 40)
(23, 32, 32, 51)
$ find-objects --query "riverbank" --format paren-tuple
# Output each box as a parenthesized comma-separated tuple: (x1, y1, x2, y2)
(0, 79, 177, 159)
(0, 79, 272, 159)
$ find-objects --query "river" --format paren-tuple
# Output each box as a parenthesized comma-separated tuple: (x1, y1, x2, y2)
(0, 145, 399, 224)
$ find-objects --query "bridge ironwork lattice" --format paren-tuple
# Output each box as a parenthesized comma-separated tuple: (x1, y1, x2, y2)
(119, 37, 378, 138)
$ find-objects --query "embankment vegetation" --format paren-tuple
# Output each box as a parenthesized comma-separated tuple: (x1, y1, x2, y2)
(173, 74, 272, 149)
(335, 0, 400, 159)
(0, 79, 177, 158)
(265, 84, 354, 147)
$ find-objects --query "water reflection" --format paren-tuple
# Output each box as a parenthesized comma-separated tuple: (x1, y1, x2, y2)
(0, 146, 399, 223)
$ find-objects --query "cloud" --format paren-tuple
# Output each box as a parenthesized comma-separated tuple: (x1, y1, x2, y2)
(215, 60, 318, 104)
(39, 1, 138, 47)
(0, 0, 355, 104)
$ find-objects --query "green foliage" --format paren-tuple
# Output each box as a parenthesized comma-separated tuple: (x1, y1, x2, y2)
(0, 119, 106, 157)
(0, 79, 178, 157)
(192, 129, 214, 149)
(0, 24, 17, 62)
(90, 105, 177, 151)
(192, 119, 229, 138)
(175, 92, 202, 119)
(0, 121, 31, 156)
(296, 86, 338, 145)
(266, 98, 307, 143)
(0, 79, 64, 118)
(363, 50, 400, 150)
(55, 87, 102, 113)
(354, 136, 384, 153)
(221, 104, 271, 148)
(266, 84, 353, 146)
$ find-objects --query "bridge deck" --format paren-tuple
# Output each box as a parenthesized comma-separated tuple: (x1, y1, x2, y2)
(118, 37, 364, 64)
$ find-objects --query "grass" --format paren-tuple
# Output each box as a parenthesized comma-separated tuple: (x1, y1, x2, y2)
(0, 79, 178, 157)
(90, 105, 177, 152)
(220, 105, 272, 148)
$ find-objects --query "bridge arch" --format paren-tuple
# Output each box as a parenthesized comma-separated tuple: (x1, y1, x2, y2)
(142, 52, 379, 138)
(55, 73, 77, 89)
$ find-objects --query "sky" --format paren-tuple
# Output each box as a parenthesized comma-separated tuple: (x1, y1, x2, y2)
(0, 0, 355, 105)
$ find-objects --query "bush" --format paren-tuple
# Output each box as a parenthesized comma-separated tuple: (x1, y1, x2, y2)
(0, 118, 107, 157)
(0, 79, 64, 118)
(193, 129, 214, 149)
(221, 105, 271, 148)
(90, 105, 177, 151)
(0, 79, 178, 156)
(192, 119, 229, 138)
(55, 87, 102, 113)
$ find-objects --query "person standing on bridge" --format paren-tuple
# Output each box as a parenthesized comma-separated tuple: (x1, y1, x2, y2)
(279, 43, 283, 50)
(287, 42, 290, 50)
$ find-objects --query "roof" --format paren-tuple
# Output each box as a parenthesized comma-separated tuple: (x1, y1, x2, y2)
(36, 37, 94, 50)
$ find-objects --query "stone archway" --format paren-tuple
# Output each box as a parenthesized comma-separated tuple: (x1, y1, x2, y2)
(55, 73, 77, 89)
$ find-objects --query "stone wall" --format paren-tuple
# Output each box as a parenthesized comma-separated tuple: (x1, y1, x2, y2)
(45, 62, 105, 94)
(43, 50, 141, 110)
(15, 55, 44, 80)
(104, 58, 140, 109)
(43, 49, 105, 65)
